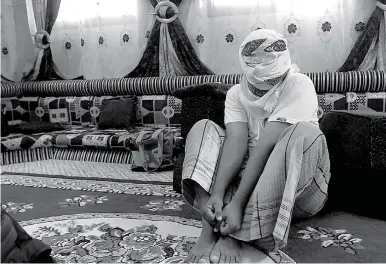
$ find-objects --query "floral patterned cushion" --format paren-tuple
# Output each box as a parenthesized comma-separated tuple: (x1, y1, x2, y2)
(1, 126, 181, 152)
(0, 95, 182, 128)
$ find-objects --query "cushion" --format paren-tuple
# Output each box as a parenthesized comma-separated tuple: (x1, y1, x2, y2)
(98, 96, 136, 129)
(52, 126, 138, 150)
(135, 95, 182, 127)
(172, 82, 232, 99)
(1, 125, 182, 152)
(1, 107, 9, 137)
(8, 122, 65, 134)
(320, 109, 386, 219)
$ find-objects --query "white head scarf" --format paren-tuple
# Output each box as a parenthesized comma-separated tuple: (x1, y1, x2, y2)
(238, 29, 300, 117)
(239, 29, 299, 91)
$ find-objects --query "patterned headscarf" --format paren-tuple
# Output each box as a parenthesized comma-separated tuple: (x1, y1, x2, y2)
(239, 29, 299, 92)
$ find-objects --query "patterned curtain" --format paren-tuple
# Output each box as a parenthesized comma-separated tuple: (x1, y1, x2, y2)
(22, 0, 81, 80)
(126, 0, 213, 77)
(339, 0, 386, 71)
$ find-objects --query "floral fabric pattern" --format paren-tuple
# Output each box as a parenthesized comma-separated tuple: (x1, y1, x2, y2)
(287, 23, 298, 34)
(122, 34, 130, 43)
(322, 21, 332, 32)
(298, 226, 365, 254)
(196, 34, 204, 44)
(145, 30, 151, 39)
(225, 33, 234, 43)
(355, 22, 366, 32)
(98, 36, 104, 45)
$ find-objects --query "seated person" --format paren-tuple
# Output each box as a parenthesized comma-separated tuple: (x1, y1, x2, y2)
(182, 29, 330, 263)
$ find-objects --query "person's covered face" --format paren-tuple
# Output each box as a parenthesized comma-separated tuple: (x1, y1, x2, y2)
(239, 29, 294, 89)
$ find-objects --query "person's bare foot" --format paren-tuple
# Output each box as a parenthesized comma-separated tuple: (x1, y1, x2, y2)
(210, 236, 242, 263)
(185, 219, 219, 263)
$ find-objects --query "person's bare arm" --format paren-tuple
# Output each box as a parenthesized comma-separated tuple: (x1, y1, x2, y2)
(232, 121, 289, 208)
(201, 121, 248, 224)
(220, 121, 290, 235)
(212, 121, 249, 199)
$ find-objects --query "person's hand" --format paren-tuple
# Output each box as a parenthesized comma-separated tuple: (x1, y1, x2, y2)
(201, 195, 224, 228)
(219, 201, 243, 236)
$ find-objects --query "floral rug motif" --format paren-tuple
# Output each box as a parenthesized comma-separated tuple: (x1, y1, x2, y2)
(140, 199, 186, 212)
(3, 161, 386, 263)
(297, 226, 365, 254)
(59, 195, 109, 207)
(2, 202, 34, 213)
(21, 213, 201, 263)
(21, 213, 286, 263)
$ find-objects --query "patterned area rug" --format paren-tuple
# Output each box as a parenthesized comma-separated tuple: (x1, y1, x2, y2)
(1, 160, 293, 263)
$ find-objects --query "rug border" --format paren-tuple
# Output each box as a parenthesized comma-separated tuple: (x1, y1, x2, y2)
(1, 174, 182, 197)
(19, 212, 202, 228)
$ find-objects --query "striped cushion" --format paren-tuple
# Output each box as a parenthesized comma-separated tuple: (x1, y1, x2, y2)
(20, 80, 89, 96)
(1, 71, 385, 98)
(1, 148, 55, 165)
(53, 148, 132, 164)
(1, 81, 22, 98)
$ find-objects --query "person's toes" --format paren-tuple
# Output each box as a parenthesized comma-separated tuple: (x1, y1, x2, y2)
(230, 256, 236, 263)
(198, 257, 209, 263)
(193, 254, 202, 263)
(220, 254, 226, 263)
(235, 254, 242, 263)
(210, 251, 220, 263)
(185, 253, 193, 263)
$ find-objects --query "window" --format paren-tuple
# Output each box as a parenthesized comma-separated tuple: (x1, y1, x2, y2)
(56, 0, 137, 23)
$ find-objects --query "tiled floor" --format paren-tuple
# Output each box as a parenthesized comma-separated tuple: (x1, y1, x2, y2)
(1, 160, 173, 182)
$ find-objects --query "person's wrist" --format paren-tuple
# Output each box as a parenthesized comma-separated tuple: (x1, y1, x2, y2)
(231, 193, 247, 210)
(211, 189, 225, 200)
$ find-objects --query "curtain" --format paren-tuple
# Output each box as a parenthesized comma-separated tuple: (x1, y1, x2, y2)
(22, 0, 68, 81)
(48, 0, 149, 79)
(339, 0, 386, 71)
(181, 0, 376, 73)
(126, 0, 212, 77)
(39, 0, 376, 78)
(1, 0, 35, 82)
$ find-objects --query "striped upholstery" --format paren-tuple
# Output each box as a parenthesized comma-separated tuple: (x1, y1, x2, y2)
(53, 149, 132, 164)
(1, 147, 132, 165)
(87, 75, 244, 96)
(306, 71, 386, 93)
(1, 81, 22, 98)
(1, 71, 385, 98)
(1, 148, 55, 165)
(20, 80, 90, 96)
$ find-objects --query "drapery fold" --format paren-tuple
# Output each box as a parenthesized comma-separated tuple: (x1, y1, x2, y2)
(125, 0, 213, 78)
(22, 0, 83, 81)
(339, 0, 386, 71)
(168, 18, 213, 76)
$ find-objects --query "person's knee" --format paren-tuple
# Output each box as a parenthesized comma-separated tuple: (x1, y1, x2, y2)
(295, 121, 319, 131)
(294, 122, 324, 151)
(189, 119, 215, 134)
(195, 119, 212, 127)
(279, 121, 323, 152)
(288, 121, 321, 137)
